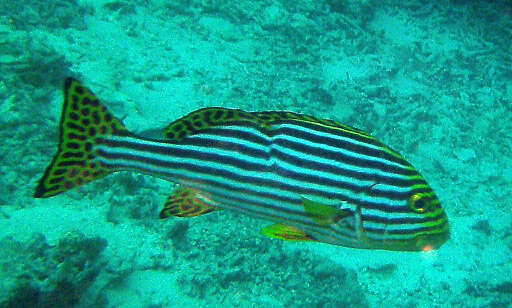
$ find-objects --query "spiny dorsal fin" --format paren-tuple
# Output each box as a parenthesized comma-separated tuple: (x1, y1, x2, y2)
(163, 107, 374, 141)
(159, 187, 220, 218)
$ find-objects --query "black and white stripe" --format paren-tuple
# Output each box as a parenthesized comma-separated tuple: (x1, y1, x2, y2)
(95, 121, 445, 247)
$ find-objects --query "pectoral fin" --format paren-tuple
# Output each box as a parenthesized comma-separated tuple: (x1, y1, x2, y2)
(261, 223, 316, 242)
(302, 197, 352, 226)
(159, 187, 219, 218)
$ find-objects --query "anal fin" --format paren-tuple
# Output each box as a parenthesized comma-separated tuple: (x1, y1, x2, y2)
(261, 223, 316, 242)
(159, 187, 219, 218)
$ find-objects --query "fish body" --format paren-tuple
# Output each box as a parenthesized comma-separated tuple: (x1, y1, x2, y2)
(35, 78, 449, 251)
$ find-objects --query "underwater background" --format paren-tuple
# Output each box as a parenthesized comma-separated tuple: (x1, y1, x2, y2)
(0, 0, 511, 307)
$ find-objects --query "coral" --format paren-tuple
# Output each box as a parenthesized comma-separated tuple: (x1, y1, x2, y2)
(0, 231, 107, 308)
(0, 0, 93, 31)
(0, 29, 77, 204)
(471, 220, 491, 237)
(463, 278, 512, 307)
(170, 212, 369, 307)
(0, 31, 75, 89)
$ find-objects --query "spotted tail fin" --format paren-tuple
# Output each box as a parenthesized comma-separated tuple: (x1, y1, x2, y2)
(34, 78, 128, 198)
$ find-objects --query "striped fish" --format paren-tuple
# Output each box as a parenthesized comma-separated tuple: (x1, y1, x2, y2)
(34, 78, 449, 251)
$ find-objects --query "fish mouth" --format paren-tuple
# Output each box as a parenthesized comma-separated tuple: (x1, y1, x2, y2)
(370, 221, 450, 252)
(413, 219, 450, 252)
(417, 229, 450, 252)
(374, 231, 450, 251)
(413, 209, 450, 251)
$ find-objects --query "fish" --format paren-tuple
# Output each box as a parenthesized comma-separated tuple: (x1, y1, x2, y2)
(34, 78, 450, 251)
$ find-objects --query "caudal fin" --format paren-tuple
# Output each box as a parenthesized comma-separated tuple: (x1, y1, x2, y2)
(34, 78, 128, 198)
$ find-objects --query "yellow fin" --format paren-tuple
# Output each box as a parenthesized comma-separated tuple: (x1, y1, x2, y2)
(261, 223, 316, 242)
(302, 197, 351, 226)
(34, 78, 128, 198)
(159, 187, 219, 218)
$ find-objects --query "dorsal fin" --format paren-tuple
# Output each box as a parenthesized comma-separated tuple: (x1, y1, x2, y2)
(163, 107, 375, 141)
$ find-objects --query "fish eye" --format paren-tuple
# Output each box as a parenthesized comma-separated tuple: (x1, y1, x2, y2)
(408, 193, 429, 213)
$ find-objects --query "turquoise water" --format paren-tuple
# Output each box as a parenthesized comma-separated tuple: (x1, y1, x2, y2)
(1, 0, 511, 307)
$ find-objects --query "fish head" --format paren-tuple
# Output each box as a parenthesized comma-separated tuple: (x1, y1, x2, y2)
(363, 190, 450, 252)
(401, 191, 450, 252)
(333, 184, 450, 252)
